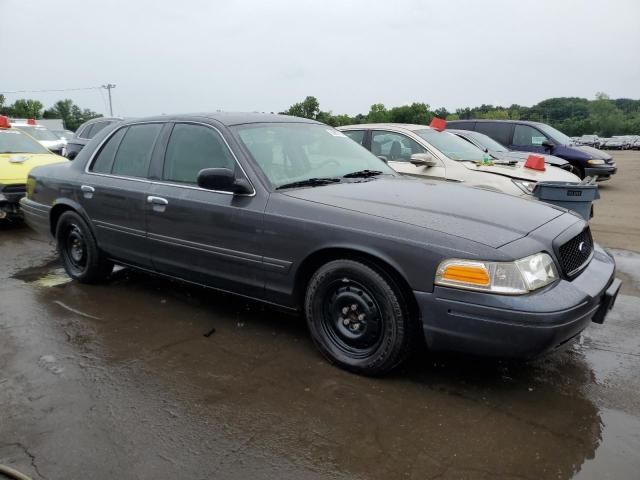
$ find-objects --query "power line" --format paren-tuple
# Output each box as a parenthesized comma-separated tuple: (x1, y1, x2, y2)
(0, 86, 102, 94)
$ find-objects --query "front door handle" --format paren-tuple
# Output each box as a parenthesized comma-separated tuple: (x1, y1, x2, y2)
(80, 185, 95, 199)
(147, 195, 169, 212)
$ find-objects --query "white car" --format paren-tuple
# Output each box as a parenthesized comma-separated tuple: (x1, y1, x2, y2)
(11, 121, 65, 155)
(338, 123, 581, 199)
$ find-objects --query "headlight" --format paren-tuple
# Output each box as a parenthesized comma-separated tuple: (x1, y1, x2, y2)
(587, 159, 605, 165)
(435, 252, 558, 295)
(512, 179, 537, 195)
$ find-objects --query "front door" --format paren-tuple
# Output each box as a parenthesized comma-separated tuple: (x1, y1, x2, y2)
(80, 123, 164, 267)
(146, 122, 267, 297)
(510, 124, 549, 154)
(370, 130, 447, 180)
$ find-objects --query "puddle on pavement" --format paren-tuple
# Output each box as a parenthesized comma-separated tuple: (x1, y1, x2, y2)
(12, 258, 69, 286)
(6, 247, 640, 479)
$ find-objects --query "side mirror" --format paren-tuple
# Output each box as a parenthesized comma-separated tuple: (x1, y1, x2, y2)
(377, 155, 388, 164)
(197, 168, 252, 194)
(541, 139, 554, 149)
(410, 153, 437, 167)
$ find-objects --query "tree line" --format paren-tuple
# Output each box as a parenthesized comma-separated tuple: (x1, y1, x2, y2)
(0, 95, 102, 131)
(282, 93, 640, 137)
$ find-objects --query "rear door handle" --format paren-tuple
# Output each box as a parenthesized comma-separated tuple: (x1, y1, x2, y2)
(147, 195, 169, 212)
(147, 196, 168, 205)
(80, 185, 95, 199)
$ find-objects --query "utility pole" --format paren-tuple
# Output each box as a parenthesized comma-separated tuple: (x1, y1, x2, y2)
(101, 84, 116, 116)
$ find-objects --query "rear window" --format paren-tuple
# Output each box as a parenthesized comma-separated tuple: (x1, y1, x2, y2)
(14, 126, 60, 141)
(110, 124, 163, 178)
(86, 122, 109, 139)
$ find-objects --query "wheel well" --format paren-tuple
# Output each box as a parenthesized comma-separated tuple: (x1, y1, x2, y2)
(49, 204, 75, 236)
(294, 248, 418, 319)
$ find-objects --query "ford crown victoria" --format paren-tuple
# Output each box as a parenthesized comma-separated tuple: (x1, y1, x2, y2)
(21, 113, 620, 375)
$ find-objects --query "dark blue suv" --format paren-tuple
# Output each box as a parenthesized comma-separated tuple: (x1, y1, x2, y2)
(447, 120, 617, 180)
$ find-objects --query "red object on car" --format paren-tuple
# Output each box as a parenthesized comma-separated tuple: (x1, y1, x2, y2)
(430, 117, 446, 132)
(0, 115, 10, 129)
(524, 154, 546, 171)
(27, 118, 37, 125)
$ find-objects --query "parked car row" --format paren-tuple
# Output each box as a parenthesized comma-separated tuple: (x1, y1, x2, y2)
(573, 134, 640, 150)
(17, 112, 621, 375)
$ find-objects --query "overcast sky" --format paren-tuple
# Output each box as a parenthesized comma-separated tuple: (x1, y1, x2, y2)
(1, 0, 639, 117)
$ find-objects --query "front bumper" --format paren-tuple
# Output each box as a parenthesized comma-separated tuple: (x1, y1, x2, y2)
(585, 162, 617, 180)
(414, 244, 620, 358)
(0, 184, 26, 219)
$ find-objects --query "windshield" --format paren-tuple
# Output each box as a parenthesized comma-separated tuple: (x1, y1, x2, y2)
(459, 131, 508, 153)
(414, 129, 486, 161)
(14, 126, 60, 142)
(0, 129, 51, 154)
(234, 123, 395, 188)
(536, 124, 573, 145)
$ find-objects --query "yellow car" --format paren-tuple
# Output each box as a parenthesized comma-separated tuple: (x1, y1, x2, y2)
(0, 116, 67, 221)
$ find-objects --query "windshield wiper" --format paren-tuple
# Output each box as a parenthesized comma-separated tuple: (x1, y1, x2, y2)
(276, 177, 341, 190)
(342, 169, 384, 178)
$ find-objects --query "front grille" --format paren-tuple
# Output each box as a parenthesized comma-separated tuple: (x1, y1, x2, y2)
(558, 227, 594, 277)
(1, 184, 26, 194)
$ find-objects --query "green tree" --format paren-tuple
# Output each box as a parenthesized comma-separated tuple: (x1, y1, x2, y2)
(366, 103, 390, 123)
(11, 99, 44, 118)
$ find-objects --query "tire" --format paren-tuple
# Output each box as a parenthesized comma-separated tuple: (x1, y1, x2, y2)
(567, 163, 584, 179)
(304, 259, 414, 375)
(55, 211, 113, 283)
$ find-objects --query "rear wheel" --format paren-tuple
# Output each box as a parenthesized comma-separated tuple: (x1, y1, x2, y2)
(56, 211, 113, 283)
(305, 259, 413, 375)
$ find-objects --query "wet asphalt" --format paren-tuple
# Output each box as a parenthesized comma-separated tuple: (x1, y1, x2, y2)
(1, 153, 640, 480)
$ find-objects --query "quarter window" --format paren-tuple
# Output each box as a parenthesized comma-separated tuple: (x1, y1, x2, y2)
(163, 124, 235, 184)
(111, 124, 163, 178)
(90, 127, 127, 174)
(86, 121, 108, 139)
(370, 131, 425, 161)
(512, 125, 548, 147)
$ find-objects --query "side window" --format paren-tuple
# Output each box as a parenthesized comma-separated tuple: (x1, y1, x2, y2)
(163, 124, 235, 184)
(512, 125, 548, 147)
(343, 130, 365, 145)
(475, 122, 512, 145)
(450, 121, 475, 130)
(90, 127, 127, 173)
(111, 123, 163, 178)
(371, 131, 425, 161)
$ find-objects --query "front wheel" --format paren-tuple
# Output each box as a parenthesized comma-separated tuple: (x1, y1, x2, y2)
(304, 259, 413, 375)
(56, 211, 113, 283)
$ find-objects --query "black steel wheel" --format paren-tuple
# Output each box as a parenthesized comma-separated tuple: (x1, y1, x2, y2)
(56, 211, 113, 283)
(305, 259, 413, 375)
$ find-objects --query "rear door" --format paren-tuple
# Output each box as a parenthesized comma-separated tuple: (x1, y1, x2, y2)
(475, 122, 513, 147)
(146, 122, 267, 297)
(80, 122, 164, 267)
(370, 130, 446, 180)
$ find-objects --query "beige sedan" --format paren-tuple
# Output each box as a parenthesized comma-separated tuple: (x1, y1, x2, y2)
(338, 123, 580, 198)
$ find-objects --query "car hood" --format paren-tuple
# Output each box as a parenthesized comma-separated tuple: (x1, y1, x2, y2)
(0, 153, 67, 184)
(492, 150, 568, 168)
(459, 160, 580, 182)
(281, 177, 565, 248)
(572, 145, 612, 161)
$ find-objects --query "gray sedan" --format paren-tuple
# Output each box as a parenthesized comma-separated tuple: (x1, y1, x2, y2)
(20, 113, 620, 375)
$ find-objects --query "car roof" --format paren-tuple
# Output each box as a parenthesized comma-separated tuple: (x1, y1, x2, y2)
(339, 123, 433, 131)
(449, 119, 546, 127)
(119, 112, 320, 127)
